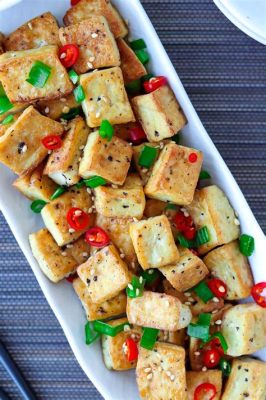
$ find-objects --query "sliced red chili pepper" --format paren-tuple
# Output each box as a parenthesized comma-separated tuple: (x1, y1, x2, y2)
(66, 272, 78, 283)
(207, 279, 227, 298)
(67, 207, 90, 231)
(59, 44, 79, 68)
(203, 348, 221, 369)
(251, 282, 266, 308)
(124, 338, 138, 362)
(71, 0, 81, 5)
(85, 227, 110, 248)
(194, 383, 217, 400)
(207, 337, 225, 356)
(42, 135, 63, 150)
(183, 226, 196, 240)
(189, 152, 198, 163)
(129, 124, 147, 145)
(173, 212, 193, 232)
(143, 76, 167, 93)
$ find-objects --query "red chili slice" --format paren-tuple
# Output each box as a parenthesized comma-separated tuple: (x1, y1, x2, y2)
(194, 383, 217, 400)
(71, 0, 81, 5)
(129, 124, 147, 145)
(66, 272, 78, 283)
(207, 337, 225, 356)
(203, 348, 221, 369)
(173, 212, 193, 232)
(124, 338, 138, 362)
(42, 135, 63, 150)
(183, 226, 196, 240)
(67, 207, 90, 231)
(207, 279, 227, 298)
(85, 227, 110, 248)
(251, 282, 266, 308)
(189, 152, 198, 163)
(143, 76, 167, 93)
(59, 44, 79, 68)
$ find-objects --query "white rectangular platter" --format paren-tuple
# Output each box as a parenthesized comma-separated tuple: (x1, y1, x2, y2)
(0, 1, 265, 399)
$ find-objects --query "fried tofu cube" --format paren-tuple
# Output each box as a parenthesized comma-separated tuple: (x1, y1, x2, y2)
(136, 343, 186, 400)
(203, 240, 253, 300)
(160, 246, 209, 292)
(133, 142, 161, 184)
(221, 304, 266, 356)
(186, 185, 240, 254)
(186, 370, 222, 400)
(41, 187, 93, 246)
(63, 0, 128, 38)
(36, 93, 79, 121)
(44, 116, 90, 186)
(127, 291, 192, 331)
(132, 85, 187, 142)
(59, 17, 120, 74)
(116, 38, 146, 84)
(145, 143, 203, 205)
(79, 130, 132, 185)
(0, 45, 73, 103)
(94, 174, 145, 218)
(0, 106, 63, 175)
(80, 67, 135, 127)
(77, 244, 131, 303)
(129, 215, 179, 270)
(4, 12, 60, 51)
(221, 358, 266, 400)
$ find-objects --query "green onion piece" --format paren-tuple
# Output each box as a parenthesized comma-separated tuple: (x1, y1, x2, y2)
(50, 186, 66, 201)
(68, 69, 79, 84)
(199, 170, 211, 180)
(0, 96, 14, 115)
(99, 119, 114, 141)
(75, 179, 86, 189)
(193, 281, 214, 303)
(0, 83, 6, 97)
(198, 313, 212, 326)
(26, 61, 52, 88)
(74, 85, 85, 103)
(130, 38, 147, 51)
(187, 313, 212, 342)
(219, 358, 231, 376)
(195, 226, 210, 247)
(208, 332, 228, 353)
(125, 79, 142, 95)
(135, 49, 150, 65)
(239, 234, 255, 256)
(61, 107, 80, 121)
(85, 321, 101, 345)
(171, 133, 181, 144)
(164, 203, 178, 211)
(138, 145, 158, 168)
(93, 320, 129, 337)
(84, 176, 107, 189)
(140, 327, 159, 350)
(141, 73, 154, 82)
(1, 114, 14, 125)
(141, 269, 160, 286)
(30, 199, 47, 213)
(176, 233, 194, 248)
(126, 276, 146, 298)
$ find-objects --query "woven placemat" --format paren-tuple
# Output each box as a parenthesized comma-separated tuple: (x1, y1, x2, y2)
(0, 1, 265, 399)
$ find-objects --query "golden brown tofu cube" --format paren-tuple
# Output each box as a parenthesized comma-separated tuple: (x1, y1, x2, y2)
(4, 12, 60, 51)
(145, 143, 203, 205)
(133, 142, 161, 184)
(36, 93, 79, 121)
(80, 67, 135, 127)
(132, 85, 187, 142)
(129, 215, 179, 270)
(79, 130, 132, 185)
(59, 17, 120, 74)
(63, 0, 128, 38)
(203, 240, 254, 300)
(116, 38, 147, 84)
(186, 370, 222, 400)
(186, 185, 240, 254)
(0, 106, 63, 176)
(0, 45, 73, 103)
(136, 343, 187, 400)
(77, 244, 131, 303)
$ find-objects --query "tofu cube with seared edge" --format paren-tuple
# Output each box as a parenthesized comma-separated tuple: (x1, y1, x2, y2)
(0, 106, 63, 176)
(186, 185, 240, 255)
(116, 38, 147, 84)
(79, 130, 133, 185)
(145, 143, 203, 205)
(132, 85, 187, 142)
(203, 240, 254, 300)
(77, 244, 131, 304)
(80, 67, 135, 128)
(186, 370, 222, 400)
(36, 93, 79, 121)
(129, 215, 179, 270)
(136, 343, 187, 400)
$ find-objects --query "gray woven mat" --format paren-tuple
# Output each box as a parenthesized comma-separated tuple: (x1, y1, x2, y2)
(1, 0, 266, 399)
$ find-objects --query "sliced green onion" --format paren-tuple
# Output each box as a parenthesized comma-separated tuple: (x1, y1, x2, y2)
(195, 226, 210, 247)
(198, 313, 212, 326)
(164, 203, 178, 211)
(74, 85, 85, 103)
(68, 69, 79, 84)
(176, 233, 194, 248)
(1, 114, 14, 125)
(193, 281, 214, 303)
(138, 145, 158, 168)
(0, 96, 14, 115)
(85, 321, 101, 345)
(99, 120, 114, 141)
(135, 49, 149, 65)
(208, 332, 228, 353)
(126, 276, 146, 298)
(140, 327, 159, 350)
(26, 61, 52, 88)
(50, 186, 66, 201)
(239, 234, 255, 256)
(141, 269, 160, 286)
(219, 358, 231, 376)
(125, 79, 142, 95)
(75, 179, 86, 189)
(93, 320, 129, 337)
(130, 38, 147, 51)
(84, 176, 107, 189)
(199, 170, 211, 180)
(0, 83, 6, 97)
(61, 107, 80, 121)
(187, 313, 212, 342)
(141, 73, 154, 82)
(30, 199, 47, 213)
(171, 133, 181, 144)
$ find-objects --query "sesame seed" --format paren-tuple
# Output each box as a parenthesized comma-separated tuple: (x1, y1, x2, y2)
(90, 269, 95, 276)
(86, 188, 92, 194)
(61, 252, 67, 256)
(74, 210, 82, 216)
(112, 184, 118, 189)
(44, 106, 50, 114)
(28, 22, 33, 30)
(185, 301, 191, 305)
(148, 269, 154, 275)
(202, 367, 207, 372)
(194, 351, 200, 356)
(159, 142, 164, 149)
(234, 218, 240, 226)
(141, 168, 148, 173)
(170, 375, 175, 381)
(123, 324, 130, 332)
(165, 300, 170, 307)
(78, 157, 82, 162)
(128, 283, 133, 290)
(66, 244, 73, 248)
(131, 262, 136, 268)
(88, 208, 93, 213)
(188, 297, 194, 302)
(144, 367, 152, 373)
(48, 150, 52, 154)
(166, 371, 171, 377)
(147, 373, 153, 381)
(95, 111, 101, 118)
(60, 98, 67, 102)
(219, 286, 226, 293)
(82, 252, 88, 257)
(139, 276, 143, 284)
(133, 218, 138, 222)
(63, 106, 70, 114)
(136, 288, 140, 296)
(79, 145, 85, 150)
(212, 297, 220, 303)
(215, 319, 222, 325)
(21, 144, 28, 153)
(212, 309, 218, 314)
(120, 254, 125, 259)
(91, 32, 98, 38)
(91, 196, 95, 201)
(60, 52, 66, 59)
(87, 62, 93, 69)
(131, 334, 136, 339)
(89, 56, 95, 62)
(69, 228, 75, 233)
(184, 292, 191, 297)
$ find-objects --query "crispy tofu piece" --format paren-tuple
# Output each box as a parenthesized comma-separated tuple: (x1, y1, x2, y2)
(129, 215, 179, 270)
(133, 142, 161, 184)
(79, 130, 132, 185)
(158, 329, 186, 347)
(144, 199, 167, 218)
(0, 106, 63, 176)
(94, 174, 145, 218)
(132, 85, 187, 142)
(4, 12, 60, 51)
(203, 240, 253, 300)
(186, 370, 222, 400)
(36, 93, 79, 121)
(186, 185, 240, 254)
(80, 67, 135, 127)
(73, 278, 126, 320)
(145, 143, 203, 205)
(44, 116, 90, 186)
(160, 246, 209, 292)
(221, 304, 266, 356)
(59, 17, 120, 74)
(77, 244, 131, 303)
(41, 187, 93, 246)
(127, 291, 192, 331)
(63, 0, 128, 38)
(221, 358, 266, 400)
(0, 45, 73, 103)
(136, 343, 187, 400)
(116, 38, 146, 84)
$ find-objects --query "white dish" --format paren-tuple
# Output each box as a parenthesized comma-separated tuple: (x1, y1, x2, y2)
(0, 1, 265, 399)
(0, 0, 22, 12)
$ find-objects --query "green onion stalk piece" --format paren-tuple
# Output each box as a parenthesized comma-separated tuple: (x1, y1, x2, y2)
(125, 79, 142, 95)
(138, 145, 158, 168)
(99, 120, 114, 141)
(85, 321, 101, 345)
(26, 61, 52, 88)
(141, 73, 154, 82)
(193, 281, 214, 303)
(1, 115, 14, 125)
(219, 358, 231, 376)
(199, 170, 211, 180)
(0, 96, 14, 115)
(126, 276, 146, 298)
(30, 199, 47, 213)
(61, 107, 80, 121)
(135, 49, 150, 65)
(187, 313, 212, 342)
(194, 226, 210, 247)
(93, 320, 130, 337)
(130, 38, 147, 51)
(140, 327, 159, 350)
(239, 234, 255, 256)
(83, 176, 107, 189)
(74, 85, 86, 103)
(50, 186, 66, 201)
(68, 69, 79, 84)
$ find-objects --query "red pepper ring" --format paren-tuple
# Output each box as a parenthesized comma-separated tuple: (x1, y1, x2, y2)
(59, 44, 79, 68)
(128, 124, 147, 145)
(194, 383, 217, 400)
(189, 152, 198, 163)
(207, 279, 227, 298)
(85, 227, 110, 248)
(67, 207, 90, 231)
(66, 272, 78, 283)
(143, 76, 167, 93)
(173, 211, 193, 232)
(203, 348, 222, 369)
(42, 134, 63, 150)
(251, 282, 266, 308)
(207, 337, 225, 356)
(124, 338, 138, 362)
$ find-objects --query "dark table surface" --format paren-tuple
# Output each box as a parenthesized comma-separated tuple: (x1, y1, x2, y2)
(0, 0, 265, 399)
